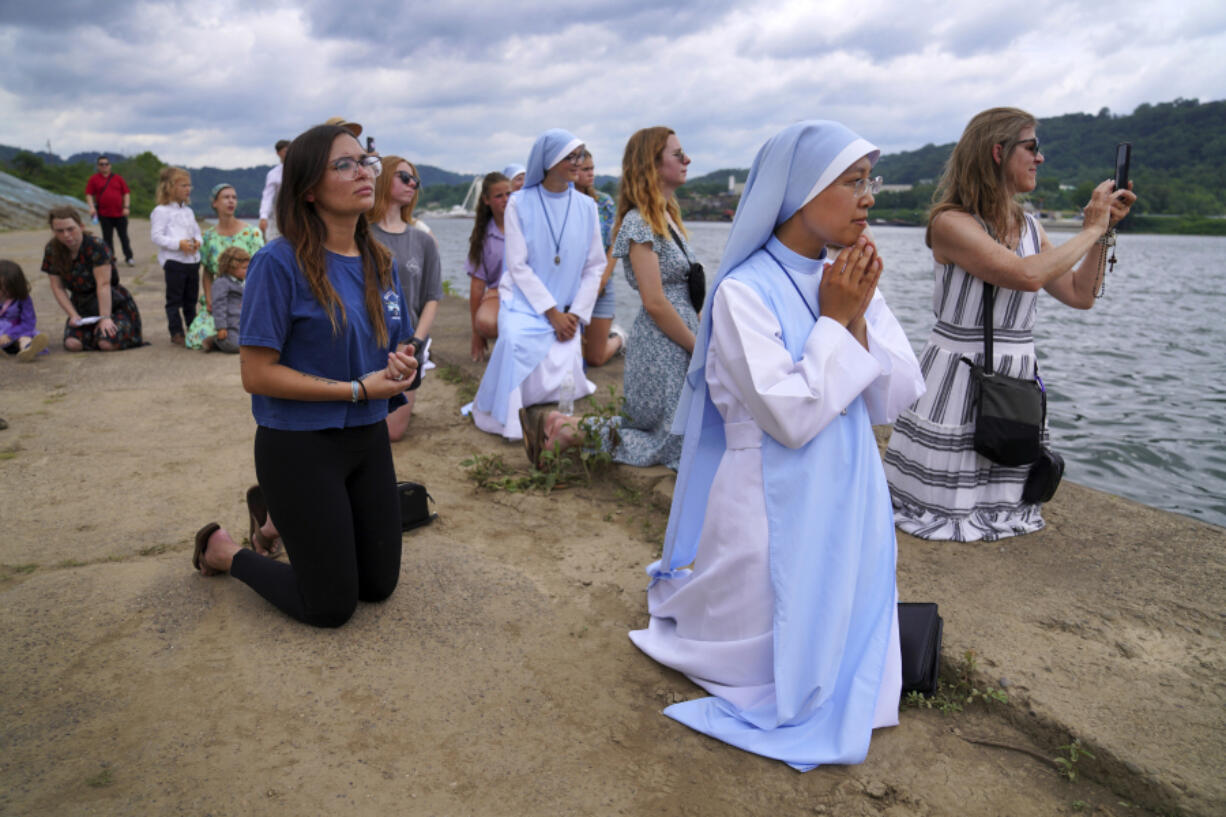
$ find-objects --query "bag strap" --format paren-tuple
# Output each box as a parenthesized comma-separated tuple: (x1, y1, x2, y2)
(981, 280, 995, 375)
(666, 224, 691, 264)
(970, 214, 1000, 376)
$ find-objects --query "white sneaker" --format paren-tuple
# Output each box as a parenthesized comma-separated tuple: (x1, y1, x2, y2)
(609, 324, 627, 356)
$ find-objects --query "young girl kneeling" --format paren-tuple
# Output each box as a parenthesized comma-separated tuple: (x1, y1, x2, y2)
(629, 121, 925, 770)
(0, 261, 48, 362)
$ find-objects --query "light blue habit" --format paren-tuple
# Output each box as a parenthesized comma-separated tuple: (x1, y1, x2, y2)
(647, 121, 895, 771)
(474, 129, 597, 426)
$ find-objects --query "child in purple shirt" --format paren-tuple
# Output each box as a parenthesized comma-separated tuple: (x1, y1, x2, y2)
(0, 260, 48, 362)
(466, 172, 511, 361)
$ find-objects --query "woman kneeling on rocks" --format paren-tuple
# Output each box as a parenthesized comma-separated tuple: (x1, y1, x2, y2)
(192, 123, 418, 628)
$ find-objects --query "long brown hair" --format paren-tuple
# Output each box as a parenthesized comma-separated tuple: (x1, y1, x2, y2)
(926, 107, 1037, 248)
(44, 206, 94, 276)
(276, 124, 395, 346)
(156, 166, 190, 205)
(611, 126, 686, 248)
(0, 260, 31, 301)
(369, 155, 423, 226)
(467, 172, 508, 267)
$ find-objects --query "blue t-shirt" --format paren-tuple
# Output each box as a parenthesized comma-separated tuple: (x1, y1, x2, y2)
(239, 238, 413, 430)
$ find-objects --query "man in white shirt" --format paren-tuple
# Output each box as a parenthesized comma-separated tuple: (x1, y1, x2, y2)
(259, 139, 289, 240)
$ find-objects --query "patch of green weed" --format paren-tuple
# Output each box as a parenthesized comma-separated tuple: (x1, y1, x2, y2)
(903, 649, 1008, 714)
(1054, 739, 1095, 782)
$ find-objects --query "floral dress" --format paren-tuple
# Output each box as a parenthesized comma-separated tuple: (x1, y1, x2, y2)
(609, 208, 698, 469)
(186, 224, 264, 349)
(41, 235, 143, 349)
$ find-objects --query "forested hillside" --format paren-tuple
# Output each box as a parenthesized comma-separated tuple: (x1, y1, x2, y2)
(873, 98, 1226, 217)
(3, 98, 1222, 224)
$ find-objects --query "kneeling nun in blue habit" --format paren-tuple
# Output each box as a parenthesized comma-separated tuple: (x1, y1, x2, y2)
(628, 120, 926, 771)
(472, 128, 606, 439)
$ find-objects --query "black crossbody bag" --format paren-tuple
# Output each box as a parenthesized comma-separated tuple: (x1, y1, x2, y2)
(961, 217, 1064, 501)
(667, 225, 705, 312)
(962, 280, 1046, 467)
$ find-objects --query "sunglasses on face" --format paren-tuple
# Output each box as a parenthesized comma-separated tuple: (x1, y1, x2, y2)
(395, 171, 420, 189)
(1016, 137, 1042, 156)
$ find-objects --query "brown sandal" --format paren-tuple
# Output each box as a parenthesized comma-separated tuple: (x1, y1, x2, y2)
(193, 522, 222, 576)
(519, 406, 544, 468)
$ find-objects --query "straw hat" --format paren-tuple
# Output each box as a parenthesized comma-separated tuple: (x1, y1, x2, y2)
(324, 116, 363, 137)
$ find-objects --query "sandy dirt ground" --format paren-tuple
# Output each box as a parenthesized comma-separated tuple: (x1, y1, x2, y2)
(1, 221, 1222, 817)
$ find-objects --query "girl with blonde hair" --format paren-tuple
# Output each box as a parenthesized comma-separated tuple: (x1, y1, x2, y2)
(150, 166, 202, 345)
(883, 106, 1136, 542)
(370, 155, 442, 439)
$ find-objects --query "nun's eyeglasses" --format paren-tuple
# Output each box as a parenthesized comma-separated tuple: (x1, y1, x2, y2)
(562, 151, 585, 165)
(329, 155, 382, 179)
(850, 176, 883, 197)
(395, 171, 421, 189)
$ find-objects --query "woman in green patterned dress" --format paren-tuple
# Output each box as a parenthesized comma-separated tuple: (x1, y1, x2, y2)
(186, 183, 264, 350)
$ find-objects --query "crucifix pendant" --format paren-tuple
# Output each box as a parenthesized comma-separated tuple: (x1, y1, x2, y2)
(554, 255, 561, 265)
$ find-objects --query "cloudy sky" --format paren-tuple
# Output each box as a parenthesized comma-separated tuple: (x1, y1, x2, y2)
(2, 0, 1225, 175)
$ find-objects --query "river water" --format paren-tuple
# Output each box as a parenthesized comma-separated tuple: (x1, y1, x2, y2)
(423, 216, 1226, 528)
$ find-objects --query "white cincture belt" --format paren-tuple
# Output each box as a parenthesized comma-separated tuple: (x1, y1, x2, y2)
(724, 421, 761, 450)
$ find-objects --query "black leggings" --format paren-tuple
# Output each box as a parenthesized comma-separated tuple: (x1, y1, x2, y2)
(232, 423, 402, 627)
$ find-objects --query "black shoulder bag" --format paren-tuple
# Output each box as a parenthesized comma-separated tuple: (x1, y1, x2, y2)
(667, 225, 705, 313)
(962, 281, 1045, 467)
(961, 218, 1064, 502)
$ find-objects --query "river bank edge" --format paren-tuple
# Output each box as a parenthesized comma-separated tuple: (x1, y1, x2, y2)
(0, 222, 1221, 816)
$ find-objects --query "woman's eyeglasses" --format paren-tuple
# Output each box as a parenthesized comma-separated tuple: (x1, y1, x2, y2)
(395, 171, 420, 189)
(849, 176, 883, 197)
(329, 154, 382, 179)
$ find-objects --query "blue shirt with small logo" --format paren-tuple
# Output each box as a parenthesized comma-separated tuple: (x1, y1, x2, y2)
(240, 237, 413, 430)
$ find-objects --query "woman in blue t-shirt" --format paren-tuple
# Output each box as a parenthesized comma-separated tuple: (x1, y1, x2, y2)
(192, 123, 419, 628)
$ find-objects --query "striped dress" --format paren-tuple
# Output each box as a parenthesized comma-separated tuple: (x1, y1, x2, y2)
(883, 214, 1046, 542)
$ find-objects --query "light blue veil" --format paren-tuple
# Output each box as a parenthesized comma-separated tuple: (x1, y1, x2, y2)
(522, 130, 583, 189)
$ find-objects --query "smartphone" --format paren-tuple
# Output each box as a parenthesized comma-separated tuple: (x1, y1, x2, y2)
(366, 136, 376, 153)
(1113, 142, 1131, 192)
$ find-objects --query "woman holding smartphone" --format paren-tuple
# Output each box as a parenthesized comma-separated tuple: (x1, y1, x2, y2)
(192, 123, 418, 628)
(883, 107, 1136, 542)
